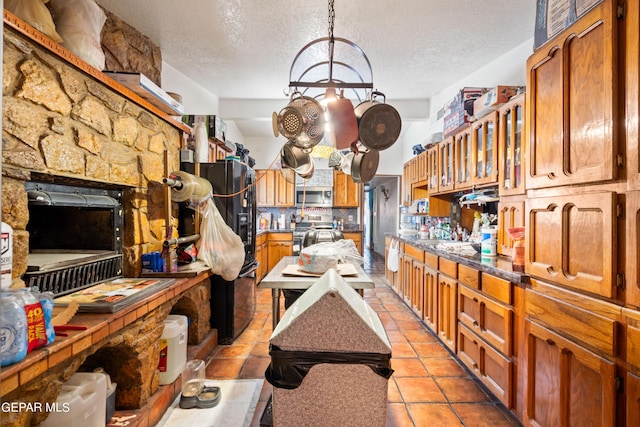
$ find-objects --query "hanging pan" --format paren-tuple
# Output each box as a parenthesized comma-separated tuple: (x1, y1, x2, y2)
(354, 91, 402, 151)
(326, 89, 358, 150)
(350, 142, 379, 184)
(281, 141, 311, 170)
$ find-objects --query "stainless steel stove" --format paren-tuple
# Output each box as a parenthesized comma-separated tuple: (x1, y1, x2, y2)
(292, 208, 334, 255)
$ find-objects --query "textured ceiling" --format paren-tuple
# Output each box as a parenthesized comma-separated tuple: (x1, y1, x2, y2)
(97, 0, 537, 136)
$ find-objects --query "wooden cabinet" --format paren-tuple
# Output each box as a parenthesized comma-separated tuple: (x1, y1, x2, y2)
(333, 170, 361, 207)
(472, 110, 499, 186)
(423, 261, 438, 332)
(453, 126, 473, 190)
(417, 150, 428, 183)
(525, 191, 618, 299)
(437, 136, 455, 193)
(626, 191, 640, 308)
(256, 169, 294, 207)
(343, 231, 363, 255)
(523, 318, 617, 427)
(256, 169, 275, 206)
(402, 161, 412, 206)
(628, 371, 640, 427)
(255, 233, 268, 282)
(526, 0, 621, 190)
(497, 197, 525, 257)
(426, 145, 439, 194)
(437, 258, 457, 352)
(498, 94, 526, 195)
(267, 233, 293, 272)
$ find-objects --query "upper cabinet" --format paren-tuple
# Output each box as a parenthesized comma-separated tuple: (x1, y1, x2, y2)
(498, 94, 526, 196)
(256, 169, 294, 207)
(437, 136, 455, 193)
(427, 145, 439, 194)
(334, 170, 361, 207)
(453, 126, 473, 190)
(472, 111, 499, 186)
(526, 0, 623, 189)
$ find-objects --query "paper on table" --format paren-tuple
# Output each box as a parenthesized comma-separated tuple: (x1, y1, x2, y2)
(281, 263, 358, 277)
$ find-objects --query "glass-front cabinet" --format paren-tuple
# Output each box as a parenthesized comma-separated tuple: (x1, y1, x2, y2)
(453, 126, 473, 190)
(499, 94, 526, 195)
(438, 136, 455, 192)
(427, 145, 439, 193)
(472, 111, 499, 186)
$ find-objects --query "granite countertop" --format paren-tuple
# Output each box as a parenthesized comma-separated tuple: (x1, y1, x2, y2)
(391, 234, 529, 285)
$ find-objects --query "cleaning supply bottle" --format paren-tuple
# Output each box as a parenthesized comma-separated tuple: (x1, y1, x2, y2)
(1, 222, 13, 289)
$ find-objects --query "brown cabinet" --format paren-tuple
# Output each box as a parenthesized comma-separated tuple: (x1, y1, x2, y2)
(472, 110, 499, 186)
(343, 231, 363, 255)
(497, 197, 525, 257)
(437, 136, 455, 193)
(525, 192, 618, 299)
(426, 145, 439, 194)
(523, 318, 617, 427)
(423, 262, 438, 332)
(402, 161, 412, 206)
(526, 0, 622, 190)
(437, 261, 457, 352)
(417, 150, 428, 183)
(255, 233, 268, 282)
(334, 170, 361, 207)
(453, 126, 473, 190)
(626, 191, 640, 308)
(256, 169, 294, 207)
(628, 371, 640, 427)
(275, 171, 295, 207)
(498, 94, 526, 196)
(267, 233, 293, 271)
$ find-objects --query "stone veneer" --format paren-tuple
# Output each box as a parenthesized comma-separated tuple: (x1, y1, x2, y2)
(2, 26, 182, 283)
(0, 25, 211, 427)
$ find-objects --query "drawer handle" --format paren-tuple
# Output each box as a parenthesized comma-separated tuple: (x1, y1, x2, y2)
(473, 297, 479, 303)
(472, 320, 479, 328)
(546, 338, 555, 345)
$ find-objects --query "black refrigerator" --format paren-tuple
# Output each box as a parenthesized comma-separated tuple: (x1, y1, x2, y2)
(180, 161, 257, 344)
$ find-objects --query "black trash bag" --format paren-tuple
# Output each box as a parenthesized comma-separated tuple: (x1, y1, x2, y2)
(265, 344, 394, 390)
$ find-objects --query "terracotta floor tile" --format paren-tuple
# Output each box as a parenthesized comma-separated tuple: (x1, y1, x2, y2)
(396, 319, 427, 331)
(452, 403, 521, 426)
(406, 403, 463, 426)
(379, 312, 399, 330)
(386, 330, 409, 343)
(391, 341, 418, 358)
(403, 329, 438, 343)
(239, 357, 271, 379)
(389, 309, 420, 322)
(412, 342, 453, 358)
(386, 402, 413, 427)
(435, 377, 491, 403)
(213, 343, 253, 358)
(250, 343, 271, 357)
(422, 357, 468, 377)
(395, 377, 447, 403)
(205, 357, 245, 379)
(387, 379, 404, 403)
(234, 328, 260, 343)
(391, 358, 429, 377)
(382, 301, 407, 312)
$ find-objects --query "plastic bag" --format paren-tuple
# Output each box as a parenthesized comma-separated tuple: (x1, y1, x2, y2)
(0, 293, 28, 366)
(5, 0, 63, 43)
(48, 0, 107, 70)
(298, 240, 364, 274)
(387, 239, 399, 272)
(196, 198, 245, 281)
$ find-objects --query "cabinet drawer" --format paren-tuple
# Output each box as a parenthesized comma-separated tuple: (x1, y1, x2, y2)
(525, 283, 618, 357)
(256, 233, 267, 245)
(424, 251, 438, 269)
(457, 323, 513, 408)
(481, 273, 511, 305)
(439, 257, 457, 278)
(267, 232, 293, 242)
(624, 308, 640, 370)
(458, 285, 513, 356)
(404, 244, 424, 262)
(458, 264, 480, 289)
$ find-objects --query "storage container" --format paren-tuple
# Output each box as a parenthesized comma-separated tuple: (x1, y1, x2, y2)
(158, 314, 188, 385)
(40, 372, 106, 427)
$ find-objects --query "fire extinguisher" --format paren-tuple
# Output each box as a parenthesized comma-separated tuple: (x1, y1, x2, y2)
(1, 222, 13, 289)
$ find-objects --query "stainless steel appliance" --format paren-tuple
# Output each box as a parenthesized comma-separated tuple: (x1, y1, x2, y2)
(295, 186, 333, 207)
(180, 161, 257, 344)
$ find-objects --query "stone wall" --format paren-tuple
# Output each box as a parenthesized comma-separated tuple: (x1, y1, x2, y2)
(2, 26, 182, 282)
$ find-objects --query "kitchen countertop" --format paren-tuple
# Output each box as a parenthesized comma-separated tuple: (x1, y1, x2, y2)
(391, 234, 529, 285)
(257, 227, 363, 235)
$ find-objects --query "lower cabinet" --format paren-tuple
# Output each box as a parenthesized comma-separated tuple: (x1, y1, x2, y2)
(255, 233, 267, 282)
(628, 372, 640, 427)
(423, 263, 438, 332)
(437, 273, 457, 352)
(343, 231, 363, 255)
(523, 318, 617, 427)
(267, 233, 293, 271)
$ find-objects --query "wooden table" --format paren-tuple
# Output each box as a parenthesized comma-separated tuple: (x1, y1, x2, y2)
(259, 256, 375, 330)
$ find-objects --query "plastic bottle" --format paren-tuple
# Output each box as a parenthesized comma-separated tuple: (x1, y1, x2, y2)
(1, 222, 13, 289)
(0, 293, 28, 366)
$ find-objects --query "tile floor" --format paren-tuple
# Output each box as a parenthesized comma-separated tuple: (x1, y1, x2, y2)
(204, 250, 522, 426)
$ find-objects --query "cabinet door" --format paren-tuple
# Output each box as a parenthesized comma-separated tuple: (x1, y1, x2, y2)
(402, 255, 413, 303)
(499, 94, 526, 195)
(525, 192, 617, 298)
(472, 111, 499, 186)
(523, 319, 616, 427)
(437, 273, 457, 352)
(626, 191, 640, 308)
(417, 151, 428, 182)
(453, 127, 473, 190)
(497, 198, 525, 257)
(333, 170, 360, 207)
(437, 137, 455, 192)
(275, 172, 295, 207)
(628, 371, 640, 427)
(423, 265, 438, 332)
(256, 169, 275, 206)
(426, 145, 439, 193)
(458, 323, 513, 408)
(527, 1, 620, 189)
(343, 232, 363, 255)
(412, 260, 424, 318)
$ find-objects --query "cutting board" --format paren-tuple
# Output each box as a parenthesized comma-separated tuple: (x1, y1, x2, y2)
(282, 263, 358, 277)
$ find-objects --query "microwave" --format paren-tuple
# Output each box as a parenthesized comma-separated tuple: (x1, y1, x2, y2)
(295, 186, 333, 207)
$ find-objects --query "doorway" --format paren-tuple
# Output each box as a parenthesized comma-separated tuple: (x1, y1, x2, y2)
(363, 175, 400, 256)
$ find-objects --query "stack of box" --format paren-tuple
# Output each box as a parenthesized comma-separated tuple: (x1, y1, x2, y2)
(443, 87, 488, 136)
(473, 86, 522, 119)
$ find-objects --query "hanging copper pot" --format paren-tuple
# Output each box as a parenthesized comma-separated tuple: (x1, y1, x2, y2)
(354, 91, 402, 151)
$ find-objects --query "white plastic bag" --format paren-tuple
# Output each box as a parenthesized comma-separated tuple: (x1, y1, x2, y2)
(387, 239, 399, 273)
(6, 0, 63, 42)
(196, 198, 245, 281)
(48, 0, 107, 70)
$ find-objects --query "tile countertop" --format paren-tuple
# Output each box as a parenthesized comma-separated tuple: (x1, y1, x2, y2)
(391, 234, 529, 285)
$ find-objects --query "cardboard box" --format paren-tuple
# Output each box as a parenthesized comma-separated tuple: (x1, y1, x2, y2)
(534, 0, 603, 50)
(268, 269, 392, 427)
(103, 72, 184, 115)
(473, 86, 522, 119)
(443, 87, 487, 136)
